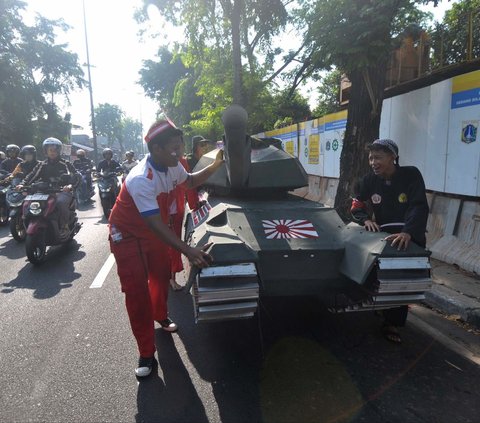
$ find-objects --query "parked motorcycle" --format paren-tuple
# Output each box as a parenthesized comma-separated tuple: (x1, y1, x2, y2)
(75, 169, 95, 204)
(23, 180, 82, 265)
(96, 171, 121, 219)
(7, 176, 26, 241)
(0, 170, 11, 226)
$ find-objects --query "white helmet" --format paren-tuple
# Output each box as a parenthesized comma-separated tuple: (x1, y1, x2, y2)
(42, 137, 63, 154)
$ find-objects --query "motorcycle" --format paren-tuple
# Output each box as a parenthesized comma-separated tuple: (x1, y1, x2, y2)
(7, 176, 26, 241)
(96, 171, 121, 219)
(23, 179, 82, 265)
(75, 169, 95, 204)
(0, 170, 11, 226)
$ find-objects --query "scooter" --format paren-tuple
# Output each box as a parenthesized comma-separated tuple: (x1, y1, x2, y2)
(75, 169, 95, 204)
(97, 170, 121, 219)
(7, 176, 26, 241)
(0, 170, 11, 226)
(23, 180, 82, 265)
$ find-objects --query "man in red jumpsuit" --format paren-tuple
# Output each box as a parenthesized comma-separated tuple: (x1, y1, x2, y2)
(109, 118, 224, 377)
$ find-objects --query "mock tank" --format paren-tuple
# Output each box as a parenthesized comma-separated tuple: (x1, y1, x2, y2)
(184, 105, 432, 323)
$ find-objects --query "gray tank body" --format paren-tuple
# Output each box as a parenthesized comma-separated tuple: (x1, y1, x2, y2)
(184, 106, 432, 322)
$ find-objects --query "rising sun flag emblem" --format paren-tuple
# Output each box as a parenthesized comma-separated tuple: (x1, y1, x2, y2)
(261, 219, 319, 239)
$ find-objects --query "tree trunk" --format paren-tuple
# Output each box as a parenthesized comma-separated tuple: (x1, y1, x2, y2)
(333, 60, 387, 221)
(231, 0, 244, 106)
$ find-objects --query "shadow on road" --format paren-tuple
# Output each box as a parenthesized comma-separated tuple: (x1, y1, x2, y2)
(142, 291, 480, 423)
(1, 240, 86, 299)
(135, 333, 209, 423)
(0, 237, 28, 260)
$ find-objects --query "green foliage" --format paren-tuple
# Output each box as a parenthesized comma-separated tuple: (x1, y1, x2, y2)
(137, 0, 306, 137)
(312, 69, 342, 118)
(95, 103, 143, 154)
(430, 0, 480, 67)
(95, 103, 125, 151)
(0, 0, 84, 148)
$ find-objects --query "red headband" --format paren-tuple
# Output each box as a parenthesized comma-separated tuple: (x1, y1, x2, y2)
(144, 118, 178, 143)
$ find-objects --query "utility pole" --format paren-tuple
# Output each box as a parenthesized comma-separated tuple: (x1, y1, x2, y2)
(82, 0, 99, 164)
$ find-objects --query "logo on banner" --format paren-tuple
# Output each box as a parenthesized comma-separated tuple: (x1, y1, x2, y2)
(262, 219, 319, 239)
(326, 140, 331, 151)
(332, 139, 339, 151)
(371, 194, 382, 204)
(461, 121, 478, 144)
(192, 202, 212, 228)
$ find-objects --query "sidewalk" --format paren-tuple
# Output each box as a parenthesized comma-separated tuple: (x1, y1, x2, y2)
(425, 258, 480, 329)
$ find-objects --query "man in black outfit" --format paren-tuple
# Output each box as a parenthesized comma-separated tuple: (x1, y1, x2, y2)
(351, 138, 429, 343)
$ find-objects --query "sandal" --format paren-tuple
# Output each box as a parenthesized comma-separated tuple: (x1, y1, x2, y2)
(169, 279, 183, 291)
(382, 324, 402, 344)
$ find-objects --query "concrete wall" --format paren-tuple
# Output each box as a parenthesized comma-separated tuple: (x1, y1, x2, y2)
(293, 175, 480, 275)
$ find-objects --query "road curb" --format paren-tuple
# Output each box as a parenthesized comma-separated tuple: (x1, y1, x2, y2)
(424, 284, 480, 330)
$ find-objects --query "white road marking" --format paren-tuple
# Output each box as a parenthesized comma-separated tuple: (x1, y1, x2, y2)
(90, 254, 115, 288)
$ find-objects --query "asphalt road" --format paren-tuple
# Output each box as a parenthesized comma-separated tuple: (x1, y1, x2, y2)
(0, 196, 479, 423)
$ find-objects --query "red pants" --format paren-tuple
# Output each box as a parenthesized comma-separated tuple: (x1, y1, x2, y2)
(169, 213, 184, 274)
(110, 236, 171, 357)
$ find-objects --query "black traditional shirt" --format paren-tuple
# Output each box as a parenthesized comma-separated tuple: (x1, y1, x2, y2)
(351, 166, 429, 246)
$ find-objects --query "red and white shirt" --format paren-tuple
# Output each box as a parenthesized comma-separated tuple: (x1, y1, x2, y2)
(109, 155, 188, 239)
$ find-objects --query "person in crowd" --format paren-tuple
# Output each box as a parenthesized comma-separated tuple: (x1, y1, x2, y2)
(351, 138, 429, 344)
(73, 149, 95, 194)
(108, 118, 224, 377)
(0, 144, 22, 173)
(17, 138, 80, 237)
(121, 150, 138, 176)
(187, 135, 216, 170)
(97, 148, 122, 174)
(9, 145, 39, 180)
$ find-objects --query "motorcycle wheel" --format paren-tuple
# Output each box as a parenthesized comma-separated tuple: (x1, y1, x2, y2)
(0, 207, 8, 226)
(26, 230, 47, 265)
(10, 215, 26, 242)
(101, 198, 111, 219)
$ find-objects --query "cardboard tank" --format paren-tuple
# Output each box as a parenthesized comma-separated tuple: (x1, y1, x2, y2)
(183, 105, 432, 322)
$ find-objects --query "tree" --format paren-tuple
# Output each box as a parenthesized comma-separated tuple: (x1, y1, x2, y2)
(137, 0, 304, 136)
(296, 0, 436, 220)
(0, 0, 84, 148)
(430, 0, 480, 67)
(122, 118, 143, 155)
(312, 69, 342, 118)
(95, 103, 125, 153)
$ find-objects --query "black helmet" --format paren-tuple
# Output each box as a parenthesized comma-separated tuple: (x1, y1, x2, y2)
(20, 145, 37, 160)
(42, 137, 63, 154)
(6, 144, 20, 156)
(102, 148, 113, 158)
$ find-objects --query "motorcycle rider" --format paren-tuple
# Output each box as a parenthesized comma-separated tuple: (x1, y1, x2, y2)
(9, 145, 39, 180)
(0, 151, 6, 164)
(17, 138, 80, 236)
(121, 150, 138, 176)
(97, 148, 122, 174)
(73, 149, 94, 196)
(0, 144, 22, 174)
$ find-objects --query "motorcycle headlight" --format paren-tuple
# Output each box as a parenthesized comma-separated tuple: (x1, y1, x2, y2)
(100, 187, 110, 192)
(29, 202, 42, 215)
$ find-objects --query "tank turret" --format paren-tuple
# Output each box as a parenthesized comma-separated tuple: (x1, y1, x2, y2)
(193, 105, 308, 194)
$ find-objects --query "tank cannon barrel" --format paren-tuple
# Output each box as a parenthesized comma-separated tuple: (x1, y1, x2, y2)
(221, 105, 251, 188)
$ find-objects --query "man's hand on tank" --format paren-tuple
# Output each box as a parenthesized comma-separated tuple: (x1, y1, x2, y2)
(186, 243, 213, 268)
(385, 232, 411, 250)
(15, 184, 24, 191)
(62, 184, 73, 192)
(213, 149, 224, 166)
(364, 220, 380, 232)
